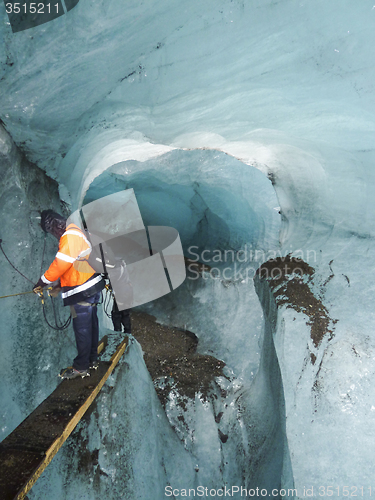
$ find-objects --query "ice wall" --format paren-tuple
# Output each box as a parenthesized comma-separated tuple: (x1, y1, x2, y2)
(0, 124, 75, 439)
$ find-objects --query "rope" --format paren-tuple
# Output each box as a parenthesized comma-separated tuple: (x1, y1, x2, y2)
(37, 234, 71, 331)
(40, 234, 46, 278)
(36, 233, 71, 331)
(0, 239, 34, 284)
(41, 295, 71, 331)
(0, 236, 72, 331)
(0, 290, 35, 299)
(43, 298, 75, 348)
(0, 235, 106, 342)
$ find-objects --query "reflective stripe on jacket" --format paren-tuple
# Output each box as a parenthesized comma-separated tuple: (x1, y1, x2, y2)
(41, 223, 95, 287)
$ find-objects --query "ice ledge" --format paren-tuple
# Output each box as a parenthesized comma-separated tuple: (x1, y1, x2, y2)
(254, 256, 375, 494)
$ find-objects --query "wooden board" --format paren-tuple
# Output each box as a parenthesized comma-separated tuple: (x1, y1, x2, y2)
(0, 336, 127, 500)
(97, 334, 108, 354)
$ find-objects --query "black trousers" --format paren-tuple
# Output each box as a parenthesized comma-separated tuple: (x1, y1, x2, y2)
(111, 298, 131, 333)
(72, 292, 101, 370)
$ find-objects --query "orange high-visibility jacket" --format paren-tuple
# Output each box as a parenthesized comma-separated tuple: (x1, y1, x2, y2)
(40, 224, 104, 305)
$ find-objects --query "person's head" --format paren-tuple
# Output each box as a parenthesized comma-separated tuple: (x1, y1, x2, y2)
(40, 210, 66, 240)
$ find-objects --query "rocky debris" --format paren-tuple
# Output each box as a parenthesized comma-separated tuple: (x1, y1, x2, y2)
(255, 255, 337, 349)
(131, 311, 225, 407)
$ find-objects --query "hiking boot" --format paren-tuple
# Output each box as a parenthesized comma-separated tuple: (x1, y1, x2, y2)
(89, 361, 99, 370)
(59, 367, 90, 380)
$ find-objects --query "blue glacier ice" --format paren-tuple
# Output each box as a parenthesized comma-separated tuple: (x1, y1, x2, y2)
(1, 0, 375, 498)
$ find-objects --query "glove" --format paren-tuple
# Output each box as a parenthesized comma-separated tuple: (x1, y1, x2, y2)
(33, 277, 45, 295)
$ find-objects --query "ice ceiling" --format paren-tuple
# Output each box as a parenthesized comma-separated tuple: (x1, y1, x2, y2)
(1, 0, 375, 498)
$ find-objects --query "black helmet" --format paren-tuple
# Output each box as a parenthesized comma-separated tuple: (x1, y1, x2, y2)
(41, 210, 66, 239)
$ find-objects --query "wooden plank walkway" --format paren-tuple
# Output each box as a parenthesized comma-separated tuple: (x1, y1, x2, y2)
(0, 335, 128, 500)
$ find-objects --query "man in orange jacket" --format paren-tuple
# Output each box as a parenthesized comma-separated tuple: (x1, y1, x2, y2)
(33, 210, 105, 380)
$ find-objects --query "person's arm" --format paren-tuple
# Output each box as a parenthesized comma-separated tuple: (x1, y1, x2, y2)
(33, 234, 74, 291)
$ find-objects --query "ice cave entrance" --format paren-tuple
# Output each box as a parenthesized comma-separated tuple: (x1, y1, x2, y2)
(82, 148, 281, 261)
